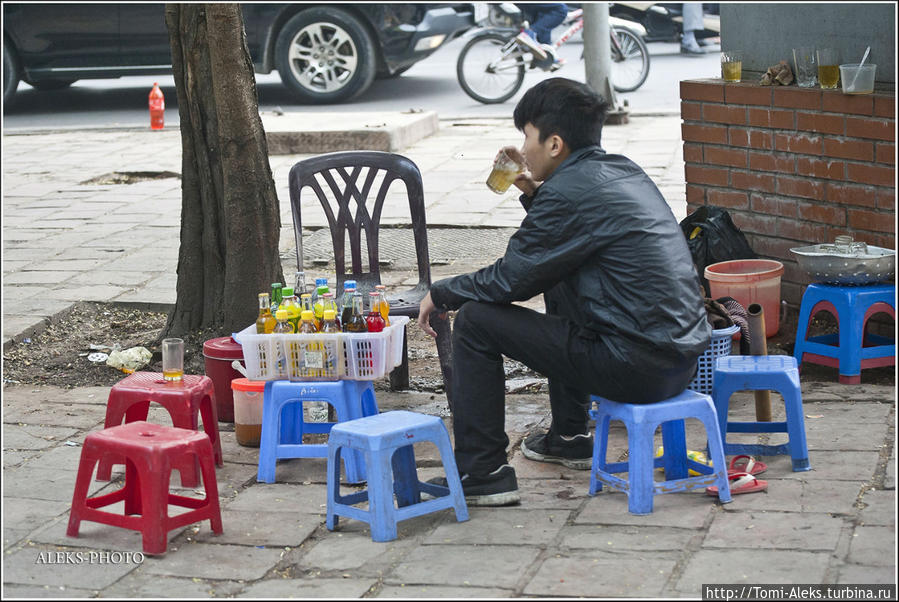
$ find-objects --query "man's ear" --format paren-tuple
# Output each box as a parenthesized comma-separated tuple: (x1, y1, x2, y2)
(548, 134, 566, 157)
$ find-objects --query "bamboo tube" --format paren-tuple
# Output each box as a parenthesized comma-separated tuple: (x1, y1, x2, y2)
(746, 303, 771, 421)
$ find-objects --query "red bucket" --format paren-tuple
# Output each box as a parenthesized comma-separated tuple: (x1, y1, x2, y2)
(203, 336, 246, 423)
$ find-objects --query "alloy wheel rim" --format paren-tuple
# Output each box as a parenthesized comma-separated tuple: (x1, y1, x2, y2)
(288, 22, 358, 93)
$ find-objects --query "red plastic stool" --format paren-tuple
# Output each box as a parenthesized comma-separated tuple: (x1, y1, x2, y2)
(97, 372, 223, 487)
(67, 421, 223, 555)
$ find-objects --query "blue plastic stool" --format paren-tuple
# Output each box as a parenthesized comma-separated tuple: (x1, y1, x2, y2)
(712, 355, 811, 471)
(793, 283, 895, 384)
(257, 380, 377, 484)
(326, 410, 469, 542)
(588, 390, 732, 515)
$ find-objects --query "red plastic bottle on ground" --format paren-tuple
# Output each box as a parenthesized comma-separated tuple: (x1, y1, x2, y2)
(149, 82, 165, 130)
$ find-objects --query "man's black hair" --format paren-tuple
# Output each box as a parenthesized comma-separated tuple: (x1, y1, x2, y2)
(513, 78, 610, 150)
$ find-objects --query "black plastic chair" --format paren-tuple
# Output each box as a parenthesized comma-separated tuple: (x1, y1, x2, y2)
(287, 151, 454, 404)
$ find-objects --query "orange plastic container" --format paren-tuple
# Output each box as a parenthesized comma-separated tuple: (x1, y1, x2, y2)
(704, 259, 784, 336)
(231, 378, 266, 447)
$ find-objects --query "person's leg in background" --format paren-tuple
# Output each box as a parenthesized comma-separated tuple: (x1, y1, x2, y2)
(680, 2, 704, 56)
(525, 3, 569, 45)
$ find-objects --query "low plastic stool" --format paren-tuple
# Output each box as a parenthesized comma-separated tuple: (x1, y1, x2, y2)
(793, 283, 895, 384)
(326, 410, 469, 542)
(256, 380, 378, 484)
(712, 355, 811, 471)
(97, 372, 223, 488)
(67, 421, 223, 555)
(588, 390, 732, 515)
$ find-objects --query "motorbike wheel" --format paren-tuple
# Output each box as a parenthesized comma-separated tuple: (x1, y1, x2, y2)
(456, 33, 525, 104)
(610, 27, 650, 93)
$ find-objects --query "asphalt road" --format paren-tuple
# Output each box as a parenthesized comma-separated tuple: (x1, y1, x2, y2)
(1, 37, 721, 131)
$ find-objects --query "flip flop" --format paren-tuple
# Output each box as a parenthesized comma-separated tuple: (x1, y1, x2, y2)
(706, 471, 768, 496)
(728, 455, 767, 476)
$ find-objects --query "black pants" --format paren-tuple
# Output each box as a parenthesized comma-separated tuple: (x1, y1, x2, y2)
(450, 283, 694, 476)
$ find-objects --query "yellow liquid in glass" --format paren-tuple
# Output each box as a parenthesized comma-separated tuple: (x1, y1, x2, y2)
(163, 369, 183, 381)
(486, 167, 519, 194)
(817, 65, 840, 89)
(722, 61, 742, 82)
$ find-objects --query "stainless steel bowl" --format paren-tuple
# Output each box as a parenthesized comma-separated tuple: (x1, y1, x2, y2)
(790, 244, 896, 285)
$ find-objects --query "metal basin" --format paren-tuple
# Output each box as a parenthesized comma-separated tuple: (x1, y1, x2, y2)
(790, 244, 895, 285)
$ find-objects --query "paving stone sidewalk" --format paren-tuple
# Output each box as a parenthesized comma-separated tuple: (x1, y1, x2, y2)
(1, 381, 895, 598)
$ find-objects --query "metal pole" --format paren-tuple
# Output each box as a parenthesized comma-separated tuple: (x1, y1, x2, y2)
(582, 3, 626, 122)
(582, 3, 614, 104)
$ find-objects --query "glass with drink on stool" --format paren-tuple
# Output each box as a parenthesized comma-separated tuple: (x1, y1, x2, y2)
(162, 338, 184, 381)
(486, 148, 524, 194)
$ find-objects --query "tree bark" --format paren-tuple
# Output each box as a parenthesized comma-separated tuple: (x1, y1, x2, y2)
(162, 3, 283, 337)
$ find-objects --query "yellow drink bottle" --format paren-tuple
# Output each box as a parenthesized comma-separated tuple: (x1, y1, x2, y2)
(375, 284, 391, 326)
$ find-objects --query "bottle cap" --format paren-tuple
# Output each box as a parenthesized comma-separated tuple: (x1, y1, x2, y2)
(375, 284, 386, 290)
(282, 287, 294, 296)
(301, 310, 314, 320)
(275, 309, 289, 320)
(369, 291, 379, 296)
(315, 278, 327, 286)
(258, 292, 268, 299)
(300, 293, 312, 299)
(323, 292, 334, 298)
(323, 310, 336, 320)
(317, 286, 329, 294)
(344, 279, 357, 289)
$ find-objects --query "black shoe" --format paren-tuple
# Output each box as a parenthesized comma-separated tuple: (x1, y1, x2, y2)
(426, 464, 520, 507)
(520, 428, 593, 470)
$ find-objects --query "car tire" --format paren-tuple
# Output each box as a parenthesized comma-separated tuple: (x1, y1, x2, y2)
(274, 7, 377, 104)
(25, 78, 78, 91)
(4, 38, 20, 106)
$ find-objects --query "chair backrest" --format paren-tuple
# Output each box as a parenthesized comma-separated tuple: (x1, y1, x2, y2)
(288, 151, 431, 297)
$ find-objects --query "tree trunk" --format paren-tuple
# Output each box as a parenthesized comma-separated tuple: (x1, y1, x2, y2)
(162, 3, 283, 338)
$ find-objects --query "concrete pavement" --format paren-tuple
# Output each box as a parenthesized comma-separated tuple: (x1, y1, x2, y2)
(2, 114, 896, 598)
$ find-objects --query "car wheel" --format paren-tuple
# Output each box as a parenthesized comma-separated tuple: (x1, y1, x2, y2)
(274, 7, 377, 104)
(3, 39, 20, 105)
(25, 78, 78, 91)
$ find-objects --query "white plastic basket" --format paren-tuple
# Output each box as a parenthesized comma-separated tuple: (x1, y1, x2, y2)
(233, 316, 409, 382)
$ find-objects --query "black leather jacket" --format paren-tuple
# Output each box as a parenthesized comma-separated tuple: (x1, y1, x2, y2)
(429, 145, 711, 371)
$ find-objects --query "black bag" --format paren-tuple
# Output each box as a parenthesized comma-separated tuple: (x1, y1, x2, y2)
(679, 206, 756, 295)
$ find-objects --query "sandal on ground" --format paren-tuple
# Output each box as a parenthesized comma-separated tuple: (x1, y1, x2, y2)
(706, 471, 768, 496)
(728, 455, 767, 476)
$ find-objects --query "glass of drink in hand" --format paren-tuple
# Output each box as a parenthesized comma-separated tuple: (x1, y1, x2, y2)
(162, 338, 184, 382)
(486, 148, 524, 194)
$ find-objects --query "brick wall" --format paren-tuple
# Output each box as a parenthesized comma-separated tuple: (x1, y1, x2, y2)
(680, 78, 896, 306)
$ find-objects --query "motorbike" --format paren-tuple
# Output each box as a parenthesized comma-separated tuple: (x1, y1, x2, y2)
(458, 3, 651, 104)
(609, 3, 720, 44)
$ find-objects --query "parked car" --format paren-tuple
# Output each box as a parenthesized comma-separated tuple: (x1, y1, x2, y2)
(2, 3, 479, 105)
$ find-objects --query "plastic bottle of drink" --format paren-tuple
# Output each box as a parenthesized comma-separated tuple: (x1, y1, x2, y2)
(344, 292, 368, 332)
(366, 291, 386, 333)
(321, 309, 340, 333)
(256, 292, 277, 334)
(312, 282, 330, 327)
(299, 293, 316, 329)
(273, 309, 293, 334)
(311, 277, 328, 306)
(340, 282, 356, 328)
(271, 282, 283, 314)
(280, 287, 302, 332)
(375, 284, 391, 326)
(299, 310, 323, 378)
(149, 82, 165, 130)
(321, 292, 340, 329)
